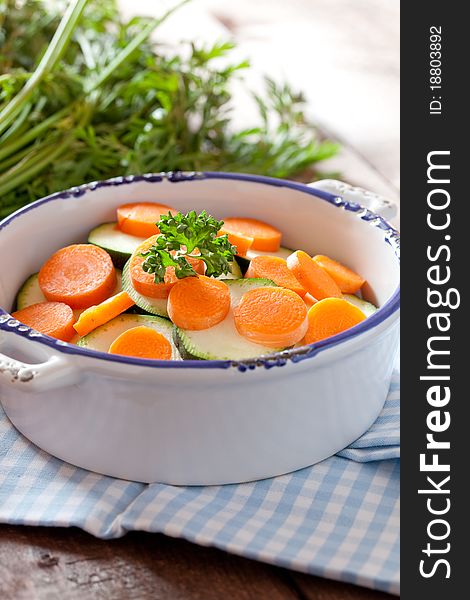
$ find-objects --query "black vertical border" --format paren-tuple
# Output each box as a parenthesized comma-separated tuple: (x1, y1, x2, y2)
(401, 3, 466, 597)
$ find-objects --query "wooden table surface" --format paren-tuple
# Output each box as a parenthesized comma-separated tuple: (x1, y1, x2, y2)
(0, 525, 393, 599)
(1, 2, 399, 598)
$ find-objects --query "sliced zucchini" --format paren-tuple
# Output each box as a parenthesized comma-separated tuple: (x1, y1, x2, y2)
(14, 270, 122, 316)
(343, 294, 378, 318)
(217, 258, 243, 280)
(88, 222, 146, 268)
(77, 314, 180, 359)
(14, 273, 45, 311)
(121, 259, 169, 318)
(174, 278, 284, 361)
(236, 246, 293, 273)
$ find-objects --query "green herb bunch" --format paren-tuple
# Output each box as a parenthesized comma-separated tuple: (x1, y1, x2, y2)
(141, 211, 236, 282)
(0, 0, 338, 218)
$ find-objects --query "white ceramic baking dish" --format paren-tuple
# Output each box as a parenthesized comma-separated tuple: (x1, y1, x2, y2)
(0, 173, 400, 485)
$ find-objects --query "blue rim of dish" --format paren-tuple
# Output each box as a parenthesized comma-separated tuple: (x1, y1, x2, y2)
(0, 171, 400, 371)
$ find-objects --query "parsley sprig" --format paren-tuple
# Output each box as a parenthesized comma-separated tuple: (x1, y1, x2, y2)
(141, 211, 236, 283)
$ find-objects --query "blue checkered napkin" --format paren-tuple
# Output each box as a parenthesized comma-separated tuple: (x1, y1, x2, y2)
(0, 370, 400, 595)
(337, 371, 400, 462)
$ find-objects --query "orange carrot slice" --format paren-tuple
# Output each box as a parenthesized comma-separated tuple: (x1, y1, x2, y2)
(286, 251, 342, 301)
(245, 255, 307, 297)
(129, 236, 204, 299)
(168, 276, 231, 330)
(73, 291, 135, 337)
(304, 293, 317, 309)
(221, 218, 282, 252)
(130, 236, 176, 299)
(303, 297, 366, 344)
(12, 301, 75, 342)
(38, 244, 116, 309)
(109, 326, 172, 359)
(312, 255, 366, 294)
(233, 287, 308, 348)
(218, 228, 253, 256)
(117, 202, 176, 238)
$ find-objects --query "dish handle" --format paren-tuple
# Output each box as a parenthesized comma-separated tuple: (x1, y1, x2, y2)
(0, 349, 78, 393)
(308, 179, 398, 222)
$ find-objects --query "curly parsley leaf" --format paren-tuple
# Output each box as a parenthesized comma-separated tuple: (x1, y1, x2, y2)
(141, 211, 236, 282)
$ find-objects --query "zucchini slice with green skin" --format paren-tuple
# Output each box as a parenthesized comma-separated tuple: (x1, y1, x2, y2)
(236, 246, 293, 273)
(174, 278, 285, 361)
(77, 314, 180, 359)
(14, 273, 46, 311)
(343, 294, 378, 318)
(121, 259, 169, 318)
(15, 270, 122, 313)
(88, 222, 146, 268)
(217, 258, 243, 280)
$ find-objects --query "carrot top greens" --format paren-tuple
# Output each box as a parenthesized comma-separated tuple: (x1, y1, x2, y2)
(0, 0, 339, 219)
(141, 211, 236, 283)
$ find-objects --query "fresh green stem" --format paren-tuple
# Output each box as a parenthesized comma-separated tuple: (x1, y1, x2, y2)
(0, 0, 186, 157)
(0, 141, 70, 196)
(75, 31, 97, 70)
(0, 0, 89, 135)
(0, 102, 32, 145)
(0, 105, 71, 162)
(0, 104, 91, 195)
(87, 0, 191, 92)
(0, 144, 35, 172)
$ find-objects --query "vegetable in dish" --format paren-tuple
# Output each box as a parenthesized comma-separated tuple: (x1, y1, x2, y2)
(220, 218, 282, 252)
(312, 255, 366, 294)
(15, 269, 123, 317)
(168, 276, 231, 331)
(245, 255, 307, 297)
(11, 202, 377, 361)
(88, 223, 146, 269)
(73, 291, 135, 337)
(38, 244, 116, 308)
(303, 298, 366, 344)
(109, 326, 173, 360)
(234, 287, 308, 348)
(141, 211, 236, 281)
(117, 203, 175, 238)
(174, 278, 281, 361)
(286, 250, 342, 300)
(12, 301, 75, 342)
(77, 314, 179, 359)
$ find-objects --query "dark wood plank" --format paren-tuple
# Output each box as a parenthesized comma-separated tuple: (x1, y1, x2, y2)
(0, 525, 394, 600)
(0, 525, 297, 600)
(290, 572, 395, 600)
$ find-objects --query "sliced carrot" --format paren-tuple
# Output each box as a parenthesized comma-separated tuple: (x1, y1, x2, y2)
(218, 228, 253, 256)
(286, 250, 342, 301)
(168, 276, 231, 330)
(303, 297, 366, 344)
(304, 293, 317, 309)
(129, 235, 204, 299)
(245, 255, 307, 297)
(38, 244, 116, 309)
(117, 202, 176, 238)
(73, 291, 135, 337)
(130, 235, 177, 299)
(109, 326, 172, 359)
(221, 218, 282, 252)
(312, 255, 365, 294)
(12, 301, 75, 342)
(233, 287, 308, 348)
